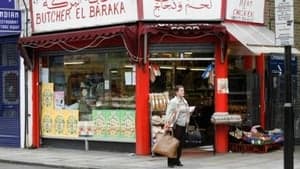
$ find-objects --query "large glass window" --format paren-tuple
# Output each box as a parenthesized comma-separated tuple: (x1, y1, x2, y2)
(40, 49, 136, 141)
(47, 51, 135, 110)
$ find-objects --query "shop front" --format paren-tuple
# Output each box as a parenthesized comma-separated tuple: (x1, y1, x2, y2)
(223, 0, 300, 151)
(142, 24, 227, 151)
(19, 0, 229, 154)
(0, 3, 23, 147)
(20, 24, 140, 151)
(19, 0, 300, 155)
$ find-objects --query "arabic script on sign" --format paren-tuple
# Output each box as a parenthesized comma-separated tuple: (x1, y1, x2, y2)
(153, 0, 212, 17)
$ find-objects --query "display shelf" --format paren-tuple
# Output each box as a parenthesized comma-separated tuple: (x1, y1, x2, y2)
(228, 73, 248, 124)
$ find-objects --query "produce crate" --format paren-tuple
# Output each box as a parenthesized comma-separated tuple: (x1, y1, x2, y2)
(229, 143, 282, 153)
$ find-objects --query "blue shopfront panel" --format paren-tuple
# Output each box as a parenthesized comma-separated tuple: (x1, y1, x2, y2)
(0, 36, 20, 147)
(0, 0, 15, 9)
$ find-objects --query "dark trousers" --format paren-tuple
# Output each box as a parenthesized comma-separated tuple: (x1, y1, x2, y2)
(168, 125, 186, 166)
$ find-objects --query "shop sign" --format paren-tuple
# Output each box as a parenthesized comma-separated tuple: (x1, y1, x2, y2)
(226, 0, 265, 24)
(31, 0, 138, 33)
(275, 0, 294, 46)
(0, 9, 21, 33)
(269, 55, 297, 75)
(143, 0, 222, 21)
(0, 0, 15, 9)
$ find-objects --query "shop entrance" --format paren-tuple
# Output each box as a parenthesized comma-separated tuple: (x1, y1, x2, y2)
(149, 44, 215, 149)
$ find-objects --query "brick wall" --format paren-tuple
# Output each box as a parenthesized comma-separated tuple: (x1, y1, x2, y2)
(265, 0, 300, 49)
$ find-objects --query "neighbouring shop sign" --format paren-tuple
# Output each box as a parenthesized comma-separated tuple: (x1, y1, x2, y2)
(31, 0, 138, 33)
(0, 0, 15, 9)
(275, 0, 294, 46)
(226, 0, 265, 24)
(143, 0, 222, 21)
(269, 55, 297, 75)
(0, 9, 21, 32)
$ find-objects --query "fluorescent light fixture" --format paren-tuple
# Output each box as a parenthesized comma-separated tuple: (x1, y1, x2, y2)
(124, 65, 134, 68)
(176, 67, 186, 70)
(64, 61, 85, 65)
(160, 66, 173, 70)
(184, 52, 193, 55)
(191, 68, 206, 71)
(110, 70, 118, 74)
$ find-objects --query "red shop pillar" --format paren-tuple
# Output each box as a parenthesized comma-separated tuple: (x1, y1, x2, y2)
(32, 55, 40, 148)
(214, 41, 229, 153)
(135, 63, 150, 155)
(244, 55, 254, 71)
(256, 54, 266, 129)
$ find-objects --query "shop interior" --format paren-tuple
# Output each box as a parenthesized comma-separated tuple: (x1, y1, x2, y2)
(48, 52, 136, 112)
(40, 49, 136, 142)
(149, 49, 216, 150)
(150, 51, 284, 154)
(39, 46, 285, 152)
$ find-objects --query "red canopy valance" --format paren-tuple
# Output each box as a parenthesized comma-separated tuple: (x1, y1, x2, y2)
(19, 24, 140, 63)
(19, 23, 228, 68)
(141, 23, 227, 40)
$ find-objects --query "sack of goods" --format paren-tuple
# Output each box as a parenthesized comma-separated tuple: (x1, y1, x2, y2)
(152, 132, 179, 158)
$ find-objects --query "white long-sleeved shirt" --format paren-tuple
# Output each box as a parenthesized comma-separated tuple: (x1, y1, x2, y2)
(165, 96, 190, 127)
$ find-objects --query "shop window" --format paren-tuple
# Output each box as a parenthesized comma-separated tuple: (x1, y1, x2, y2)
(39, 49, 136, 141)
(46, 52, 135, 108)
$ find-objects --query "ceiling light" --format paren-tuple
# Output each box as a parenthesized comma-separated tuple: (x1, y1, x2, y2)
(160, 66, 173, 70)
(176, 67, 186, 70)
(184, 52, 193, 55)
(191, 68, 206, 71)
(64, 61, 85, 65)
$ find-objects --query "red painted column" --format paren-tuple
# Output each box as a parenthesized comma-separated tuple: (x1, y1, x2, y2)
(256, 54, 266, 129)
(135, 63, 150, 155)
(214, 41, 229, 153)
(32, 55, 40, 148)
(244, 55, 253, 71)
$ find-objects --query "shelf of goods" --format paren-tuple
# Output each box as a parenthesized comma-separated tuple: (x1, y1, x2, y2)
(150, 92, 169, 154)
(229, 126, 283, 153)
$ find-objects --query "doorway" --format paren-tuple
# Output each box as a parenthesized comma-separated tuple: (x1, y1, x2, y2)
(149, 44, 215, 148)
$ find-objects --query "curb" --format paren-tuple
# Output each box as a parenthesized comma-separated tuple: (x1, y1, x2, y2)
(0, 159, 100, 169)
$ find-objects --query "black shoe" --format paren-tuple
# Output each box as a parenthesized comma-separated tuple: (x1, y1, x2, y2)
(176, 163, 183, 167)
(168, 165, 175, 168)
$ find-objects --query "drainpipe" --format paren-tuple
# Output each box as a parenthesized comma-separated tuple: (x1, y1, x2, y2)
(21, 0, 29, 37)
(20, 0, 30, 148)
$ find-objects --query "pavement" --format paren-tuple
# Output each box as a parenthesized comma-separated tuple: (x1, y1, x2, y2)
(0, 145, 299, 169)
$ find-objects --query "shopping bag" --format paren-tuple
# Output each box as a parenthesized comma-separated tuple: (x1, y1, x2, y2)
(152, 131, 179, 158)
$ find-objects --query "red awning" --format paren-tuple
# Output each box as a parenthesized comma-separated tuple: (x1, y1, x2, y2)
(19, 25, 140, 63)
(141, 23, 227, 40)
(20, 25, 127, 46)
